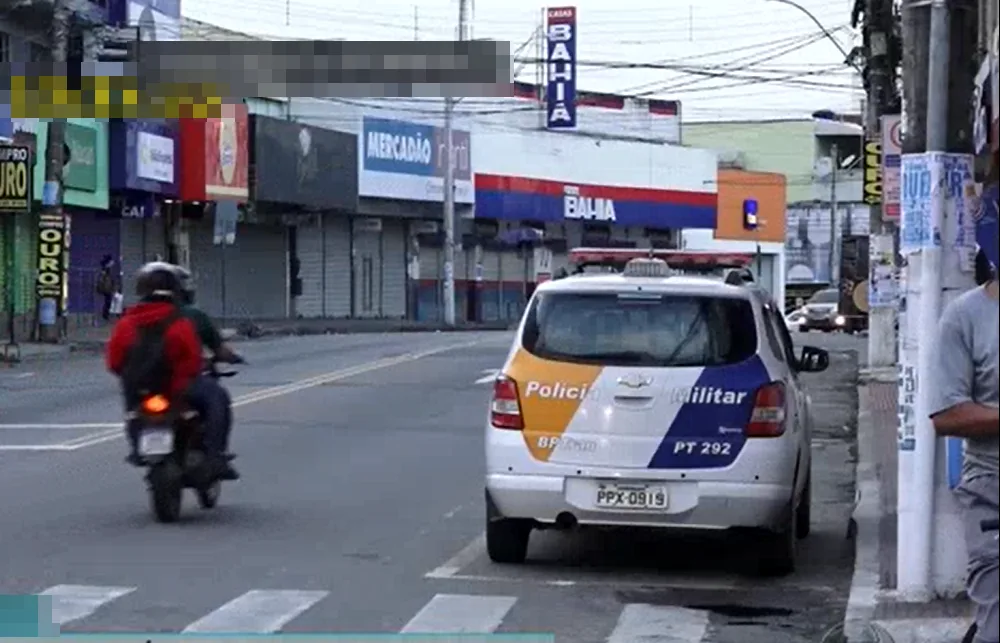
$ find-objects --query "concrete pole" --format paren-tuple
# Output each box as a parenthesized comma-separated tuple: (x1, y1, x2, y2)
(37, 0, 71, 343)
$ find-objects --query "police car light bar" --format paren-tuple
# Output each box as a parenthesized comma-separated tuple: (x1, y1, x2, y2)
(569, 247, 754, 270)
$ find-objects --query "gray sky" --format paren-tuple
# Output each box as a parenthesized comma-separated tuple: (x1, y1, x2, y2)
(183, 0, 862, 122)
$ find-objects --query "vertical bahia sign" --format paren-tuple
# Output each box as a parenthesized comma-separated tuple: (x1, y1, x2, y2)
(546, 6, 577, 129)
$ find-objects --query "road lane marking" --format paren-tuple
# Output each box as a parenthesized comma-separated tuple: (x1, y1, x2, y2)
(182, 590, 328, 633)
(607, 604, 710, 642)
(39, 584, 135, 625)
(474, 369, 499, 385)
(0, 423, 121, 430)
(425, 533, 487, 579)
(1, 340, 481, 452)
(399, 594, 516, 633)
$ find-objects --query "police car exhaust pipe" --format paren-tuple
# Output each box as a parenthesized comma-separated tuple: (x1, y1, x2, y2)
(555, 512, 578, 530)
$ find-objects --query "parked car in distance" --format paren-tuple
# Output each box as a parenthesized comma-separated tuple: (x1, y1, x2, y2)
(797, 288, 845, 333)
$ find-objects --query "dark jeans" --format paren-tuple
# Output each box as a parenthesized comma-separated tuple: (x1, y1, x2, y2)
(101, 293, 112, 320)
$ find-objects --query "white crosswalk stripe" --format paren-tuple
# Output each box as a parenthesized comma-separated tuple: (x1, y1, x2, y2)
(474, 369, 500, 385)
(181, 590, 329, 633)
(30, 584, 716, 640)
(400, 593, 516, 633)
(39, 584, 135, 625)
(607, 604, 711, 642)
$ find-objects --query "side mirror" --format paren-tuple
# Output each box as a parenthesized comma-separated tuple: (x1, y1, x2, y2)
(797, 345, 829, 373)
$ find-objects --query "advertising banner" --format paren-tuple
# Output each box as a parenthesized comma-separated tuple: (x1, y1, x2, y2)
(0, 144, 33, 212)
(35, 213, 66, 300)
(863, 140, 881, 207)
(359, 117, 472, 204)
(545, 7, 577, 129)
(880, 115, 901, 221)
(974, 56, 992, 154)
(253, 116, 357, 210)
(975, 182, 998, 270)
(206, 104, 249, 200)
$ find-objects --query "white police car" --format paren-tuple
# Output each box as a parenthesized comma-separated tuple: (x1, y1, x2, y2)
(484, 248, 830, 576)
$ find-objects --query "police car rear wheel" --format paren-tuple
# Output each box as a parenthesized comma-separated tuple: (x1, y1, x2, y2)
(486, 518, 532, 564)
(796, 474, 812, 539)
(747, 501, 798, 577)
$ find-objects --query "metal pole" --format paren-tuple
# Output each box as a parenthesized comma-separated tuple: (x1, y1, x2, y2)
(828, 144, 838, 284)
(37, 0, 71, 343)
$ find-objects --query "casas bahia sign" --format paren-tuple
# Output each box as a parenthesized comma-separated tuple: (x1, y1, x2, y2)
(36, 214, 66, 299)
(0, 143, 32, 212)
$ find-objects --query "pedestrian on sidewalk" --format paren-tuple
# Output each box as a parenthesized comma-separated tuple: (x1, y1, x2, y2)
(96, 255, 117, 322)
(928, 165, 999, 643)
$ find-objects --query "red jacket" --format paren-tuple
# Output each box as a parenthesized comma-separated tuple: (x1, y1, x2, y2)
(105, 301, 203, 399)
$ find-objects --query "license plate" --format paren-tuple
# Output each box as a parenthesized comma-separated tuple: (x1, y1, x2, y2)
(138, 430, 174, 456)
(595, 484, 668, 510)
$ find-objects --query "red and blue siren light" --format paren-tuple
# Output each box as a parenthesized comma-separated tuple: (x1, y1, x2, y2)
(569, 247, 754, 272)
(743, 198, 759, 230)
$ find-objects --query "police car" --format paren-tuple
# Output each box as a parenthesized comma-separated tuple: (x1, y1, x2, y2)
(484, 248, 830, 576)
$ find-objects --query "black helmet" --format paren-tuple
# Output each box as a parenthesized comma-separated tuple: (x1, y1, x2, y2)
(168, 263, 194, 303)
(135, 261, 181, 301)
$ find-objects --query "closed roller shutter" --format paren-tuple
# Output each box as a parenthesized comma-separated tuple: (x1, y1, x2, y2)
(351, 219, 382, 318)
(499, 250, 527, 321)
(120, 217, 169, 307)
(322, 216, 352, 317)
(380, 219, 407, 318)
(66, 211, 121, 314)
(190, 219, 288, 320)
(295, 216, 324, 318)
(417, 243, 441, 321)
(479, 249, 502, 321)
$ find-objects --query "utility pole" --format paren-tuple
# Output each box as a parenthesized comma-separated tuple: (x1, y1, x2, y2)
(37, 0, 71, 343)
(897, 0, 978, 602)
(864, 0, 898, 371)
(828, 144, 839, 284)
(442, 0, 470, 326)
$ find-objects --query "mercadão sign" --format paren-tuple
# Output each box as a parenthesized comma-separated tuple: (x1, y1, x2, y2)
(36, 213, 66, 300)
(0, 143, 33, 212)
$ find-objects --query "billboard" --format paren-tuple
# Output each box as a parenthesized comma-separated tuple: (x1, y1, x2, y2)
(545, 7, 577, 129)
(881, 115, 901, 221)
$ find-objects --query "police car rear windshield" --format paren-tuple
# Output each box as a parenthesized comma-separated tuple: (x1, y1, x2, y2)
(521, 293, 758, 367)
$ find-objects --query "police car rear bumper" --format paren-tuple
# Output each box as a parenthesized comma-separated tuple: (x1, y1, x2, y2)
(486, 473, 792, 530)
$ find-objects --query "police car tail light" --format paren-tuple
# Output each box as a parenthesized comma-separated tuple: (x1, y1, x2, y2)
(746, 382, 787, 437)
(491, 376, 524, 430)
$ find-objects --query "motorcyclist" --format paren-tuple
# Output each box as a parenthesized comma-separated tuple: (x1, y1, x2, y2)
(170, 264, 242, 473)
(105, 262, 235, 481)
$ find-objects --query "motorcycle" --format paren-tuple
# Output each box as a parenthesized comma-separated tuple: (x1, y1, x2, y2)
(130, 359, 238, 523)
(961, 517, 999, 643)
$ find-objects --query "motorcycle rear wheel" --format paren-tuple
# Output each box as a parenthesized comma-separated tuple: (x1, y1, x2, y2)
(148, 462, 183, 522)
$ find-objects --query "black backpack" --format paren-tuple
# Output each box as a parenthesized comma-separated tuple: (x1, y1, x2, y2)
(121, 309, 181, 407)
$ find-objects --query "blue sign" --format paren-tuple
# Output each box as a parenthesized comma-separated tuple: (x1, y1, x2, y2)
(974, 182, 998, 270)
(360, 117, 471, 180)
(545, 7, 577, 129)
(900, 153, 935, 254)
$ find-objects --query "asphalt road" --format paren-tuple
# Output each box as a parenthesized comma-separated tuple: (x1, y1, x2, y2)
(0, 331, 863, 642)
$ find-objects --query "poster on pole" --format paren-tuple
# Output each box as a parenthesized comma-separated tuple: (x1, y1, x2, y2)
(899, 153, 936, 254)
(0, 143, 32, 213)
(897, 253, 918, 452)
(881, 115, 901, 221)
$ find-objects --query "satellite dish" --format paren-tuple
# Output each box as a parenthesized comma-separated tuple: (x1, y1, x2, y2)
(814, 157, 834, 179)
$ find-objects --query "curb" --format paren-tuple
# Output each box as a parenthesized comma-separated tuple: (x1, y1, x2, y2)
(843, 383, 884, 643)
(869, 618, 970, 643)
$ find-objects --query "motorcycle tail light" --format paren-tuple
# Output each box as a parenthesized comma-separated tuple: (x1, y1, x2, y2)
(142, 395, 170, 414)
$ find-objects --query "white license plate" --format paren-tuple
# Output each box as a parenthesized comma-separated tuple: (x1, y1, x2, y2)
(138, 430, 174, 456)
(595, 484, 668, 510)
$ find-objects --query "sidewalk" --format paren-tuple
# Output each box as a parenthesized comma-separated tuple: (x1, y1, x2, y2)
(1, 317, 513, 364)
(844, 368, 975, 642)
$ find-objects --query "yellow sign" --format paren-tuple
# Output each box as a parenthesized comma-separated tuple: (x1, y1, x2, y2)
(36, 214, 66, 299)
(9, 76, 226, 118)
(863, 140, 881, 205)
(0, 144, 32, 212)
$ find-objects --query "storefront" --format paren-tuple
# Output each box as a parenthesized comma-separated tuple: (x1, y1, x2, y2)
(178, 104, 264, 319)
(251, 115, 358, 319)
(357, 116, 474, 320)
(682, 169, 787, 305)
(31, 119, 111, 316)
(110, 119, 178, 302)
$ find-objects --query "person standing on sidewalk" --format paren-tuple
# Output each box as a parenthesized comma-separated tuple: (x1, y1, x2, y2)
(928, 173, 999, 643)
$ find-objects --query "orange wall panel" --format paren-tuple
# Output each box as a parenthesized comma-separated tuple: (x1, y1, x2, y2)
(714, 169, 787, 243)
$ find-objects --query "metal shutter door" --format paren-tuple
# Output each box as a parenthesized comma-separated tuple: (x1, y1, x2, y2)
(223, 223, 287, 320)
(120, 217, 169, 307)
(295, 217, 324, 318)
(323, 216, 352, 318)
(380, 219, 407, 318)
(352, 225, 381, 318)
